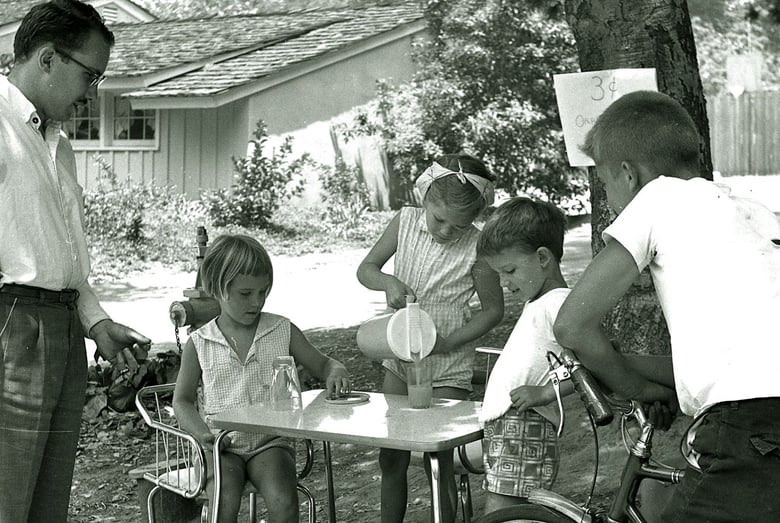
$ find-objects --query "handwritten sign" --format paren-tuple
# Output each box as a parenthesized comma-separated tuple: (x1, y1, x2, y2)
(554, 68, 658, 167)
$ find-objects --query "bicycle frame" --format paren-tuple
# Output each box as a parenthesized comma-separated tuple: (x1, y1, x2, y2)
(604, 400, 684, 523)
(528, 400, 685, 523)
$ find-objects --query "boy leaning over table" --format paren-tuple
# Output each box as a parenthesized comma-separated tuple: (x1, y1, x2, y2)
(553, 90, 780, 523)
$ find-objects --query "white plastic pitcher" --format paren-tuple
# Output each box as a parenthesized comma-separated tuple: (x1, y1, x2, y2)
(356, 301, 436, 362)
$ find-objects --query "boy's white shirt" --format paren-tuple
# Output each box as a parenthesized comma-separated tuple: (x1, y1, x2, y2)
(479, 288, 570, 426)
(604, 176, 780, 418)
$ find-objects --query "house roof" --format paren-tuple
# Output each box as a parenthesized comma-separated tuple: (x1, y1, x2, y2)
(0, 0, 154, 25)
(109, 10, 348, 77)
(0, 1, 45, 24)
(117, 2, 425, 103)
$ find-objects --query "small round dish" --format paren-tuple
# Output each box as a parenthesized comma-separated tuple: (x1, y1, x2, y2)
(324, 392, 370, 406)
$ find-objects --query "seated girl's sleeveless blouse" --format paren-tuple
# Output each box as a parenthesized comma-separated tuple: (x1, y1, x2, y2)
(383, 206, 481, 390)
(191, 314, 291, 455)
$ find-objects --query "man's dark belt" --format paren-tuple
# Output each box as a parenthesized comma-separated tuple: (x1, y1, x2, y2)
(0, 283, 79, 304)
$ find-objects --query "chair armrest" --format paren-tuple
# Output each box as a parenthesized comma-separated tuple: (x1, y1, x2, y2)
(298, 439, 315, 480)
(135, 384, 208, 499)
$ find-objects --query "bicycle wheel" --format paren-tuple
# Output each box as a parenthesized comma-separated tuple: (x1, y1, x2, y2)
(481, 504, 578, 523)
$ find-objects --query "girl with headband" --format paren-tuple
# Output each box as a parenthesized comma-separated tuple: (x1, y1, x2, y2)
(357, 153, 505, 522)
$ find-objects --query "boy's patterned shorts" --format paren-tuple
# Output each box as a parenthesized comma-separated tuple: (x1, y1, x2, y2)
(482, 408, 559, 498)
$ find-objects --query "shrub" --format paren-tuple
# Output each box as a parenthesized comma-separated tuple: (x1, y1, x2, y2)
(83, 153, 209, 279)
(203, 120, 308, 228)
(319, 151, 373, 239)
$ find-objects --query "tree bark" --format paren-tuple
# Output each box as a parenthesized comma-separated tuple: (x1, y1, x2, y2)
(563, 0, 712, 355)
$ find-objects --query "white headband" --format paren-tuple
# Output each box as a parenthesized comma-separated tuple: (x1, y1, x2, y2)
(414, 161, 495, 206)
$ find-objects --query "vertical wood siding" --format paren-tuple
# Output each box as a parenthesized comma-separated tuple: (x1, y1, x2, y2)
(710, 91, 780, 176)
(74, 100, 248, 197)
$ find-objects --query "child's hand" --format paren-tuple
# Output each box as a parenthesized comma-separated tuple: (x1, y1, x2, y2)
(385, 277, 416, 309)
(326, 367, 352, 398)
(430, 335, 450, 355)
(199, 431, 232, 452)
(509, 385, 553, 413)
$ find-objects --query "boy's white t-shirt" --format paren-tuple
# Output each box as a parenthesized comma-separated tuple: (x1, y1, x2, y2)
(479, 288, 570, 426)
(603, 176, 780, 417)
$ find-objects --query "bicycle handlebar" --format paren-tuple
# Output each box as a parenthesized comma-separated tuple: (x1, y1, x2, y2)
(560, 349, 614, 426)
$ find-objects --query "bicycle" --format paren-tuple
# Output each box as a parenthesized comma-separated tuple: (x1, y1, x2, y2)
(481, 350, 685, 523)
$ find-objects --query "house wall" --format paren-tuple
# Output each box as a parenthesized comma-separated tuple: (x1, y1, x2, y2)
(74, 99, 248, 197)
(249, 35, 419, 208)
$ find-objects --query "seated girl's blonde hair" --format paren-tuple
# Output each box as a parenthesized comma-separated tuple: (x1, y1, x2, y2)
(199, 234, 273, 301)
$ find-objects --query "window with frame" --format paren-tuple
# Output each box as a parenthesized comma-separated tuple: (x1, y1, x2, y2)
(113, 97, 156, 141)
(64, 98, 100, 141)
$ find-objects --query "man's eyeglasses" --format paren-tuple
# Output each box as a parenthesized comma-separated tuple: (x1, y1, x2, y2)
(55, 49, 105, 87)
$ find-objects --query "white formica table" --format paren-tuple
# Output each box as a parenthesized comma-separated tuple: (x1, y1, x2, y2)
(211, 389, 483, 522)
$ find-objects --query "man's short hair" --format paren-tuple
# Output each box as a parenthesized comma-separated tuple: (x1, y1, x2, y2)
(477, 197, 567, 261)
(14, 0, 114, 62)
(580, 90, 700, 175)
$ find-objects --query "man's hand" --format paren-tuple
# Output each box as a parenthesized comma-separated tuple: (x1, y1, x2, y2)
(90, 319, 151, 371)
(638, 382, 679, 430)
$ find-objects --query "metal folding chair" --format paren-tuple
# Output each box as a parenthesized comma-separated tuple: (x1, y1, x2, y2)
(135, 384, 316, 522)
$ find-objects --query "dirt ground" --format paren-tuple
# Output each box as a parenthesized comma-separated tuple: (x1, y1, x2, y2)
(67, 219, 690, 522)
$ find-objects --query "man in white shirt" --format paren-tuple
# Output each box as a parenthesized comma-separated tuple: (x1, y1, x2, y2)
(554, 91, 780, 521)
(0, 1, 150, 520)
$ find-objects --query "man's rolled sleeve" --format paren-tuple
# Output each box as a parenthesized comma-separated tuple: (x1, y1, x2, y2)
(76, 281, 111, 336)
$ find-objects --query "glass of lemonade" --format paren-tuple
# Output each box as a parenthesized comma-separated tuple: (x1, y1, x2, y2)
(406, 362, 432, 409)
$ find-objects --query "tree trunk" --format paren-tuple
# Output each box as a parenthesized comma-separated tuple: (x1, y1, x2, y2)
(563, 0, 712, 355)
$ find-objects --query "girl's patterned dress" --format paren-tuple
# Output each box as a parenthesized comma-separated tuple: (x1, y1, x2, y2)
(383, 206, 481, 391)
(191, 313, 294, 459)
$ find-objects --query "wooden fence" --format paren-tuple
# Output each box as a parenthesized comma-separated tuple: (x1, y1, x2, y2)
(709, 91, 780, 176)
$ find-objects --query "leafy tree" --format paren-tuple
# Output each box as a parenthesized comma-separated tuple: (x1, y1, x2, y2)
(689, 0, 780, 95)
(0, 54, 12, 76)
(343, 0, 586, 210)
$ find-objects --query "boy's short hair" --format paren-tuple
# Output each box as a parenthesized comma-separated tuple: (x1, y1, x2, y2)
(580, 91, 700, 176)
(477, 197, 567, 261)
(14, 0, 114, 62)
(200, 234, 273, 301)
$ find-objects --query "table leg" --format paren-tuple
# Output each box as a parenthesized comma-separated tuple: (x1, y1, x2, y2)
(323, 441, 337, 522)
(427, 452, 443, 523)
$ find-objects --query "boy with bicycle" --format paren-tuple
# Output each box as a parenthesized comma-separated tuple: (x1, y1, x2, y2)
(554, 90, 780, 522)
(476, 197, 574, 514)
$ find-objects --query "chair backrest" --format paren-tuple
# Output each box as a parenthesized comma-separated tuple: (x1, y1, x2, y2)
(135, 384, 208, 499)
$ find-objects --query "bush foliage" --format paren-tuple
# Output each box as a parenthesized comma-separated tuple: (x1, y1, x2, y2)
(84, 154, 209, 279)
(318, 134, 374, 239)
(203, 121, 308, 228)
